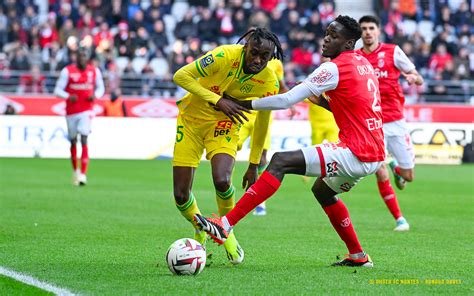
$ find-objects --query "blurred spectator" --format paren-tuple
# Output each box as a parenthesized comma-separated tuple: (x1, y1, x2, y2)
(174, 10, 197, 41)
(454, 47, 471, 80)
(59, 19, 78, 47)
(21, 5, 40, 31)
(150, 19, 168, 56)
(429, 44, 454, 73)
(104, 88, 127, 117)
(4, 104, 16, 115)
(197, 8, 218, 43)
(0, 8, 9, 50)
(18, 65, 46, 94)
(10, 47, 30, 70)
(39, 15, 58, 48)
(94, 22, 113, 50)
(115, 22, 133, 58)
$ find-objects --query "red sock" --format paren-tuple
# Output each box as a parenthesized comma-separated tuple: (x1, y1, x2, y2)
(81, 144, 89, 174)
(70, 145, 77, 170)
(226, 171, 281, 226)
(323, 199, 363, 255)
(377, 180, 402, 219)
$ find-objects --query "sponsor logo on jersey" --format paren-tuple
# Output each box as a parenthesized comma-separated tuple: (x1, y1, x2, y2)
(326, 161, 339, 176)
(375, 68, 388, 78)
(310, 69, 333, 85)
(214, 120, 233, 137)
(210, 85, 220, 95)
(250, 77, 264, 84)
(216, 50, 225, 58)
(200, 54, 214, 68)
(231, 60, 239, 68)
(377, 52, 385, 58)
(240, 84, 254, 94)
(340, 183, 352, 192)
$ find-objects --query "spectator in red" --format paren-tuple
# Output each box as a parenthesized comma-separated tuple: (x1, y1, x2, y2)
(291, 44, 314, 74)
(18, 65, 46, 94)
(259, 0, 279, 13)
(77, 10, 96, 31)
(429, 43, 454, 73)
(39, 13, 59, 48)
(94, 22, 113, 49)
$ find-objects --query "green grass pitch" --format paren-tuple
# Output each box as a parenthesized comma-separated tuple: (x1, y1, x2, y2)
(1, 158, 473, 295)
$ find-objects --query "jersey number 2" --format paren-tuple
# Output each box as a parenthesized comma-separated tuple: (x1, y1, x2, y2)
(367, 78, 381, 112)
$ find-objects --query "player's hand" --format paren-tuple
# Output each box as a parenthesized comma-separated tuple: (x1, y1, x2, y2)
(307, 95, 320, 105)
(403, 73, 418, 85)
(242, 164, 258, 190)
(69, 94, 78, 102)
(87, 95, 95, 102)
(216, 97, 250, 124)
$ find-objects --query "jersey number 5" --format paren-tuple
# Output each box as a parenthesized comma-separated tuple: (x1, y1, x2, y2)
(176, 125, 184, 142)
(367, 78, 381, 112)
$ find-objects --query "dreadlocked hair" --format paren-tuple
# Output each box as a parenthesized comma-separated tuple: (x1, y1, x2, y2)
(237, 27, 284, 60)
(335, 15, 362, 41)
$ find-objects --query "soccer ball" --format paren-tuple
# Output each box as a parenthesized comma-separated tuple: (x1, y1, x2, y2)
(166, 238, 206, 275)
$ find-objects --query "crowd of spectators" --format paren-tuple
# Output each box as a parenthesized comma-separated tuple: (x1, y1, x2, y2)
(0, 0, 472, 102)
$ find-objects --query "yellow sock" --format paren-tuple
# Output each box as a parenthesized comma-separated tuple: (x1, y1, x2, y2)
(176, 193, 206, 245)
(176, 193, 201, 228)
(216, 185, 235, 216)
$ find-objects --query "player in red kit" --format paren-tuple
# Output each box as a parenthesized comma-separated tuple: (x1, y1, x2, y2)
(357, 15, 424, 231)
(195, 16, 384, 267)
(54, 47, 105, 186)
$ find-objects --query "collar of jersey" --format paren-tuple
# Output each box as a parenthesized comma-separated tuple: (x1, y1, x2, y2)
(235, 50, 254, 84)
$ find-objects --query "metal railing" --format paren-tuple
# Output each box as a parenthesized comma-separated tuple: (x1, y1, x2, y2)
(1, 70, 472, 103)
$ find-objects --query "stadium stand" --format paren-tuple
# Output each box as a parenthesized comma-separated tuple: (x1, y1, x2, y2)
(0, 0, 472, 102)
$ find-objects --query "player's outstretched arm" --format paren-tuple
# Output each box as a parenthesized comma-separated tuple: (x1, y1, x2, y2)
(252, 82, 314, 111)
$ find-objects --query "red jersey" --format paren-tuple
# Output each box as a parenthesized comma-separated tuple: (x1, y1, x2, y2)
(303, 51, 385, 162)
(55, 64, 105, 115)
(357, 43, 415, 123)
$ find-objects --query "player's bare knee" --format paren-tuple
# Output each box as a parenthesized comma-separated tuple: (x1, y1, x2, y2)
(267, 152, 287, 172)
(213, 177, 231, 193)
(311, 181, 337, 206)
(173, 189, 190, 205)
(375, 165, 389, 182)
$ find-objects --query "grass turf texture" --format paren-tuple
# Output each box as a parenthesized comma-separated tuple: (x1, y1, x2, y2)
(0, 158, 472, 295)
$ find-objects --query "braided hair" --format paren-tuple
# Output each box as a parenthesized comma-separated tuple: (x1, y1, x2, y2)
(335, 15, 362, 42)
(237, 27, 284, 60)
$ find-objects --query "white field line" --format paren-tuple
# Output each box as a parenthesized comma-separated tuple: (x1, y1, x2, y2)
(0, 266, 78, 296)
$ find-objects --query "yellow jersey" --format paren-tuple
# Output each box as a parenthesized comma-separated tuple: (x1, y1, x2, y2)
(173, 44, 280, 164)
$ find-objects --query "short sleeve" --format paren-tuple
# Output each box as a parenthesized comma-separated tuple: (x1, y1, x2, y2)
(393, 45, 416, 73)
(302, 62, 339, 97)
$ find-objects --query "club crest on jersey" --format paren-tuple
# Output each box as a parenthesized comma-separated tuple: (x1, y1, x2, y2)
(378, 59, 385, 68)
(240, 84, 254, 94)
(214, 120, 233, 137)
(310, 69, 333, 86)
(200, 54, 214, 68)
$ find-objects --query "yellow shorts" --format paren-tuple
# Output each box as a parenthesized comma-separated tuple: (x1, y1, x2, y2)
(237, 112, 271, 151)
(308, 103, 338, 145)
(173, 114, 241, 167)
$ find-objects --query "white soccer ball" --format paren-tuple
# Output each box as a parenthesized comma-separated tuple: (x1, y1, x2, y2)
(166, 238, 206, 275)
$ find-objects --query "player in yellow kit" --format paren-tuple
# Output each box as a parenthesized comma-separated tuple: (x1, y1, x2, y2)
(172, 28, 284, 264)
(308, 93, 338, 145)
(237, 58, 288, 215)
